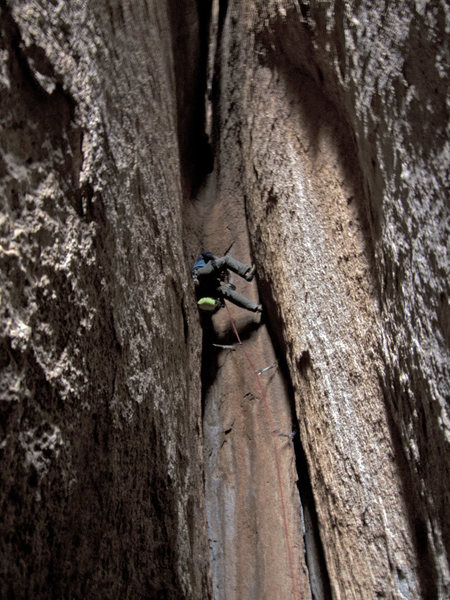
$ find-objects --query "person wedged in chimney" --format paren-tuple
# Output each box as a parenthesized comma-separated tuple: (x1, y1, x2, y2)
(192, 252, 262, 314)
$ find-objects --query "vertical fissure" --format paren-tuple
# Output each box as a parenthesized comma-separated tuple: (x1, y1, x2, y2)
(192, 1, 333, 598)
(167, 0, 214, 197)
(263, 305, 333, 600)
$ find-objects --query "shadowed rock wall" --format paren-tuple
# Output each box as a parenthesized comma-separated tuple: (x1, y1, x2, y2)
(0, 1, 210, 597)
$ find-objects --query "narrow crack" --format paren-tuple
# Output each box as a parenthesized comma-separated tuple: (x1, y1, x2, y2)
(265, 316, 332, 599)
(196, 0, 332, 596)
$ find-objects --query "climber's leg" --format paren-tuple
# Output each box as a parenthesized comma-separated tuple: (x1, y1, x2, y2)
(213, 256, 253, 279)
(218, 285, 260, 312)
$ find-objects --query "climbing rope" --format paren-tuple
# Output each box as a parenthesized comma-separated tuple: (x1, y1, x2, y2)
(224, 303, 302, 600)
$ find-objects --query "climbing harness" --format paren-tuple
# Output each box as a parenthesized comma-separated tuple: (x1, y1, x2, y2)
(272, 428, 297, 439)
(212, 343, 235, 350)
(224, 303, 302, 600)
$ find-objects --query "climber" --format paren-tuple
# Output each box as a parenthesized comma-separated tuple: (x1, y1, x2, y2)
(192, 252, 263, 314)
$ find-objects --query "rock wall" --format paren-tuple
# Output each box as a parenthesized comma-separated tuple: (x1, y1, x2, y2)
(0, 0, 448, 598)
(0, 1, 210, 597)
(288, 6, 450, 594)
(197, 0, 448, 598)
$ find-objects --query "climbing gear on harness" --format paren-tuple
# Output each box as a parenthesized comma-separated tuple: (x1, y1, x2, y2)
(256, 362, 276, 375)
(272, 428, 297, 439)
(197, 297, 220, 311)
(212, 343, 235, 350)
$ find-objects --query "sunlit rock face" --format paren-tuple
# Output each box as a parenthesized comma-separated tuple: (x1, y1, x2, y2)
(202, 0, 448, 598)
(0, 1, 210, 598)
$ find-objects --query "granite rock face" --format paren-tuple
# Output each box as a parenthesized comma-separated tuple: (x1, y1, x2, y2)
(199, 0, 448, 598)
(0, 1, 210, 598)
(0, 0, 448, 599)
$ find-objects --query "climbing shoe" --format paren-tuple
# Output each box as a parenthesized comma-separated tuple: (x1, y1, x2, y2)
(255, 304, 263, 313)
(245, 264, 256, 281)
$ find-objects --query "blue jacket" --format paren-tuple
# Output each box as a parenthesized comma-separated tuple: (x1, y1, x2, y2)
(192, 252, 214, 274)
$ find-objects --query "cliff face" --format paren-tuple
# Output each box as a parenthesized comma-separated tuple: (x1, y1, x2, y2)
(0, 0, 448, 599)
(0, 1, 210, 597)
(197, 1, 448, 597)
(242, 2, 449, 596)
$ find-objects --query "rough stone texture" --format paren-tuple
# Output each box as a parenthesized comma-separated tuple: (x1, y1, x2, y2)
(1, 0, 448, 599)
(0, 1, 210, 597)
(198, 0, 448, 598)
(197, 189, 312, 599)
(287, 7, 450, 595)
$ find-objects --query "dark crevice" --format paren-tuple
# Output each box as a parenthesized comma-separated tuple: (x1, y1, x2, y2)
(295, 0, 311, 21)
(217, 0, 229, 37)
(209, 0, 227, 161)
(167, 0, 214, 199)
(259, 276, 332, 599)
(380, 376, 439, 599)
(181, 301, 189, 342)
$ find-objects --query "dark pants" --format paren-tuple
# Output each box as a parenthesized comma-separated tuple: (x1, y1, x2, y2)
(218, 284, 259, 312)
(196, 255, 250, 279)
(196, 256, 259, 312)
